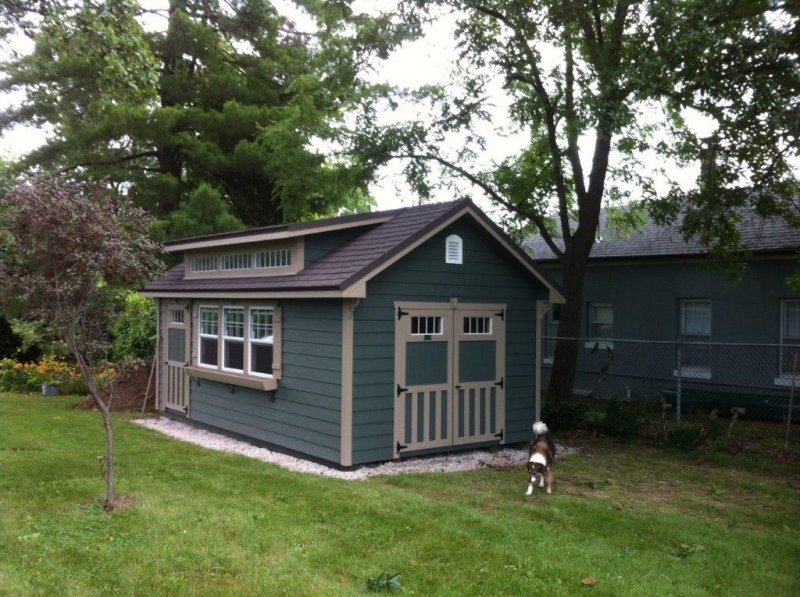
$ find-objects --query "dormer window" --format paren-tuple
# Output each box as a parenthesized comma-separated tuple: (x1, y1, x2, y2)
(256, 248, 291, 269)
(446, 234, 463, 264)
(191, 256, 216, 272)
(221, 253, 252, 271)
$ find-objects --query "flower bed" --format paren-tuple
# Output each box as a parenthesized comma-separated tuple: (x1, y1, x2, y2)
(0, 355, 92, 394)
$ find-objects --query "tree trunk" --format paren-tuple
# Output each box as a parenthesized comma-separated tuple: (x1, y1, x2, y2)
(67, 332, 117, 511)
(547, 254, 587, 404)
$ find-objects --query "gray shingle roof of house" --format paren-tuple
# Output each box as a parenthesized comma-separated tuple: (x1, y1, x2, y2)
(524, 209, 800, 262)
(144, 199, 563, 296)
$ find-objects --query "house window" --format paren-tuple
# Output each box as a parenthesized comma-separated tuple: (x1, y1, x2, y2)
(255, 249, 291, 269)
(543, 305, 560, 363)
(222, 307, 245, 372)
(445, 234, 462, 264)
(780, 300, 800, 376)
(170, 309, 185, 325)
(411, 316, 443, 335)
(191, 256, 216, 272)
(589, 303, 614, 338)
(678, 299, 712, 377)
(464, 316, 492, 335)
(249, 307, 274, 376)
(220, 253, 251, 271)
(199, 306, 219, 367)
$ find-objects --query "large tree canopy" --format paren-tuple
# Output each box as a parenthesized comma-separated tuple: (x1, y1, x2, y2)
(350, 0, 798, 401)
(0, 0, 394, 236)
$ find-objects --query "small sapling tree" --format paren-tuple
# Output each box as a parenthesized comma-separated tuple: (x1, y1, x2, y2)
(0, 176, 163, 511)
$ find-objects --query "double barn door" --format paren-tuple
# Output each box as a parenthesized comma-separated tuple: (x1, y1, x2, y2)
(394, 302, 506, 457)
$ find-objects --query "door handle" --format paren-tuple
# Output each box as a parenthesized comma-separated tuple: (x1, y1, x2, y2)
(455, 384, 462, 390)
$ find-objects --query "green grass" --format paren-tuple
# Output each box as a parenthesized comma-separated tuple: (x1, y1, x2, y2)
(1, 394, 799, 596)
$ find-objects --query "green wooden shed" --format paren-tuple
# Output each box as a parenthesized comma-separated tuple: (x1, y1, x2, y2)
(142, 199, 564, 466)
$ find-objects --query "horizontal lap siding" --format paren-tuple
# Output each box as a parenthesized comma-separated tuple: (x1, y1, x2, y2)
(352, 217, 547, 464)
(188, 299, 342, 463)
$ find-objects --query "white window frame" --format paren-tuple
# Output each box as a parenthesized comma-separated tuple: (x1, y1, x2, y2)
(170, 308, 185, 325)
(586, 303, 614, 349)
(410, 315, 444, 336)
(445, 234, 463, 264)
(776, 299, 800, 385)
(675, 298, 712, 379)
(248, 307, 275, 378)
(220, 253, 252, 271)
(463, 316, 493, 335)
(255, 249, 292, 269)
(191, 255, 217, 272)
(198, 305, 220, 369)
(221, 306, 245, 373)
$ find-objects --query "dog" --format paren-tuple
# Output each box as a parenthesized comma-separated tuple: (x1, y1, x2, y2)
(525, 421, 555, 496)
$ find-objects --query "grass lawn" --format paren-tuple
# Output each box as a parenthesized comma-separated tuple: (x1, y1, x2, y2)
(1, 394, 799, 596)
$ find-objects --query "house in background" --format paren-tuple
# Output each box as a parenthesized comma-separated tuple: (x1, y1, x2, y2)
(143, 199, 563, 467)
(526, 211, 800, 402)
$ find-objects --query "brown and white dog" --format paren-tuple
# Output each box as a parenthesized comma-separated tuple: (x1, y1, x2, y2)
(525, 421, 555, 496)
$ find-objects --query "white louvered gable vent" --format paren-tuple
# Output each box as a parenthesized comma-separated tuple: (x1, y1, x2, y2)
(445, 234, 463, 264)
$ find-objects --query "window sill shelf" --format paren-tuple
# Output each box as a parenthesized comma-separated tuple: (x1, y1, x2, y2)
(584, 340, 614, 350)
(774, 375, 799, 387)
(185, 366, 277, 392)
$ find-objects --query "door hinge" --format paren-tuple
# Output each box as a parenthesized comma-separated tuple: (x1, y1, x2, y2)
(495, 308, 505, 321)
(494, 377, 504, 389)
(396, 383, 408, 397)
(494, 428, 504, 441)
(396, 440, 408, 453)
(397, 308, 408, 319)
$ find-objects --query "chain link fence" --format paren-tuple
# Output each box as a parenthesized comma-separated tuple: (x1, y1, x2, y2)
(542, 336, 800, 424)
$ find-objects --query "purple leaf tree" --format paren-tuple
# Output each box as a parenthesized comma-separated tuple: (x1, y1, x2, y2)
(0, 176, 164, 511)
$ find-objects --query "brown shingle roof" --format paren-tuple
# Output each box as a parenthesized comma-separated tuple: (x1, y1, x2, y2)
(525, 209, 800, 262)
(144, 199, 564, 299)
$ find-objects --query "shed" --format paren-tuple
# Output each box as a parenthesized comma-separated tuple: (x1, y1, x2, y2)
(142, 199, 564, 466)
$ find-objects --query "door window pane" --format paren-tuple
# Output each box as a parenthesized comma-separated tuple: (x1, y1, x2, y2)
(411, 316, 443, 335)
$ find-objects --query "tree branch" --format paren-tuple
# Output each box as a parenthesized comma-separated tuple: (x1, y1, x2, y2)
(59, 151, 159, 173)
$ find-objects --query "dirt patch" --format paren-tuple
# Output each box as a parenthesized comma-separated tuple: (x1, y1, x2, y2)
(73, 361, 156, 412)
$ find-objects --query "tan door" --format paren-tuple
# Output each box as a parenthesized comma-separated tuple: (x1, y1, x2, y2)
(394, 302, 506, 457)
(163, 302, 190, 413)
(452, 306, 506, 445)
(394, 305, 454, 456)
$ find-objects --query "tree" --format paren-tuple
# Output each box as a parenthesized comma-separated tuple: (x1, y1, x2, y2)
(1, 0, 382, 235)
(351, 0, 798, 402)
(0, 176, 163, 511)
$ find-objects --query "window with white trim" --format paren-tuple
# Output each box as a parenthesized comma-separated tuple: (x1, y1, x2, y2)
(196, 304, 280, 380)
(589, 303, 614, 338)
(199, 306, 219, 367)
(464, 316, 492, 335)
(191, 256, 216, 272)
(249, 307, 274, 376)
(220, 253, 251, 271)
(445, 234, 462, 264)
(411, 316, 443, 335)
(222, 307, 245, 371)
(170, 309, 185, 324)
(678, 298, 712, 377)
(780, 299, 800, 376)
(255, 249, 291, 269)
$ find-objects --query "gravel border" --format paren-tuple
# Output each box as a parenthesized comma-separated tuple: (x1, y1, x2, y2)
(133, 417, 576, 480)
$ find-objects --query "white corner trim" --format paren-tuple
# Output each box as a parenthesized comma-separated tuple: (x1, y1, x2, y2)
(673, 366, 712, 380)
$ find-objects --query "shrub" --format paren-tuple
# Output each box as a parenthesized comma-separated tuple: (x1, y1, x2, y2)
(113, 292, 157, 361)
(664, 423, 705, 452)
(599, 397, 640, 440)
(541, 396, 586, 431)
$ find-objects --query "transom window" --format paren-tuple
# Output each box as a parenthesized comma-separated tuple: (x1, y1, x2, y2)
(255, 249, 291, 269)
(170, 309, 185, 325)
(191, 256, 216, 272)
(464, 316, 492, 335)
(411, 316, 443, 335)
(222, 307, 245, 372)
(589, 303, 614, 338)
(220, 253, 252, 271)
(780, 300, 800, 375)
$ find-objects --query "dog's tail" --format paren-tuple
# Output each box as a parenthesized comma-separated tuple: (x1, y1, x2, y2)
(532, 421, 548, 436)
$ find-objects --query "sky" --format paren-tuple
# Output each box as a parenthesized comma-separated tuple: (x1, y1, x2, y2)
(0, 0, 716, 218)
